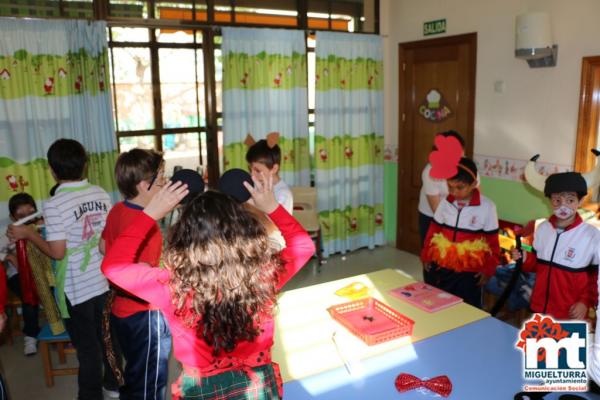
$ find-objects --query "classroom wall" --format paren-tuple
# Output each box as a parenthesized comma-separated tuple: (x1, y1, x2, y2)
(381, 0, 600, 242)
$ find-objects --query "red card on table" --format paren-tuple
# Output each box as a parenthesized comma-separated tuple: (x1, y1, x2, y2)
(389, 283, 462, 313)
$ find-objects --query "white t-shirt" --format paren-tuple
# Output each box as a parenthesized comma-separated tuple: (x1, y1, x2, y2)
(44, 180, 111, 306)
(274, 179, 294, 214)
(418, 163, 448, 217)
(0, 230, 13, 261)
(0, 231, 18, 278)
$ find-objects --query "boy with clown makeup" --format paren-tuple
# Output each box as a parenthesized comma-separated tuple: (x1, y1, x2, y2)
(512, 157, 600, 321)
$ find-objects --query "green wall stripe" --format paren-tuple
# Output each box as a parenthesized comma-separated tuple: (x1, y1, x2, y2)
(384, 161, 398, 244)
(480, 176, 551, 224)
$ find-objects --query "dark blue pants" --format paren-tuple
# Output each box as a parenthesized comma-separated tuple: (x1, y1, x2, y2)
(418, 212, 434, 284)
(112, 310, 171, 400)
(0, 373, 8, 400)
(7, 274, 40, 338)
(0, 358, 8, 400)
(428, 263, 483, 308)
(65, 293, 119, 400)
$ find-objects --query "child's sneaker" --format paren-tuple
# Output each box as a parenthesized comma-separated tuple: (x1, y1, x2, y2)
(102, 387, 120, 399)
(23, 336, 37, 356)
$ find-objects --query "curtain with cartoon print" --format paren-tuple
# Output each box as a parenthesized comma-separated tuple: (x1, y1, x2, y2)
(315, 32, 384, 257)
(221, 27, 310, 186)
(0, 18, 118, 226)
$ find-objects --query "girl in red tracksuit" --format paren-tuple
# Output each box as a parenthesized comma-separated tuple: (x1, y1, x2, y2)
(421, 158, 500, 308)
(512, 172, 600, 320)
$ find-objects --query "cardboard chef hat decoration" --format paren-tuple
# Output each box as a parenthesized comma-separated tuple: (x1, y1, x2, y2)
(524, 150, 600, 196)
(428, 134, 477, 181)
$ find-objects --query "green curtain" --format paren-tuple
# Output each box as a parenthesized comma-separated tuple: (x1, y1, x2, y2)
(221, 27, 310, 186)
(0, 18, 118, 225)
(315, 32, 384, 257)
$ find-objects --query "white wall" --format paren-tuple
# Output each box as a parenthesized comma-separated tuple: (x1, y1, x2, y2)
(382, 0, 600, 166)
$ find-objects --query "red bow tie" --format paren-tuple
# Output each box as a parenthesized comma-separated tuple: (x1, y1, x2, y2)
(395, 373, 452, 397)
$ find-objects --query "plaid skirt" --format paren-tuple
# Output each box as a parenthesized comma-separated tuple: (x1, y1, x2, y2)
(174, 363, 281, 400)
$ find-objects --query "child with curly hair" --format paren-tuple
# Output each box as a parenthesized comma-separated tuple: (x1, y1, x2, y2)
(101, 173, 314, 399)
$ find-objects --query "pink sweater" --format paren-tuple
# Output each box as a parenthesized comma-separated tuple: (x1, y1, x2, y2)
(101, 205, 315, 373)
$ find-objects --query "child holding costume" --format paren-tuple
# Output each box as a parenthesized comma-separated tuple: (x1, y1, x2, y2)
(421, 135, 500, 308)
(7, 139, 118, 400)
(512, 165, 600, 321)
(1, 193, 42, 356)
(515, 162, 600, 399)
(101, 173, 314, 399)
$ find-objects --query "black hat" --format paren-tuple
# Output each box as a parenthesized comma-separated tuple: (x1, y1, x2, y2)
(171, 169, 205, 204)
(544, 172, 587, 198)
(218, 168, 253, 203)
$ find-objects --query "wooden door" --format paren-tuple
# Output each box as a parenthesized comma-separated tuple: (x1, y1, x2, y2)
(574, 56, 600, 203)
(396, 33, 477, 254)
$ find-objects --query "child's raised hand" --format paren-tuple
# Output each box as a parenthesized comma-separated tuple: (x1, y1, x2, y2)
(244, 172, 278, 214)
(144, 180, 188, 221)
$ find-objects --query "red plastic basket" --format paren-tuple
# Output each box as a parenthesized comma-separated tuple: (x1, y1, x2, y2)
(327, 297, 414, 346)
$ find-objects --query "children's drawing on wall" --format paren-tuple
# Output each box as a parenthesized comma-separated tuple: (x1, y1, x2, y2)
(474, 155, 570, 182)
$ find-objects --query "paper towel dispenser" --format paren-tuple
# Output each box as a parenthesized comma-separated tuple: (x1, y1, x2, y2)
(515, 11, 558, 67)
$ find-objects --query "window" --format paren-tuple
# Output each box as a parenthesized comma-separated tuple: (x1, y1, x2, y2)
(102, 0, 378, 34)
(308, 0, 377, 33)
(108, 27, 221, 179)
(0, 0, 95, 18)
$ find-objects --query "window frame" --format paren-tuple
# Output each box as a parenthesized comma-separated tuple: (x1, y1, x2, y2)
(108, 26, 221, 184)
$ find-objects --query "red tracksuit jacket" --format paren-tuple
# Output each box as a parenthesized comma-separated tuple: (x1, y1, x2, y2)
(523, 214, 600, 320)
(421, 189, 500, 277)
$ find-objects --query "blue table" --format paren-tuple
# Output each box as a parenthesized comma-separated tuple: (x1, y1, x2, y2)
(283, 317, 600, 400)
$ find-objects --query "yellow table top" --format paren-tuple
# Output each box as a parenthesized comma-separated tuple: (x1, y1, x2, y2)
(272, 268, 488, 382)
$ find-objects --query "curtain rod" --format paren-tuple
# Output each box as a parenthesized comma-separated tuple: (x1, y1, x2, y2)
(106, 18, 317, 35)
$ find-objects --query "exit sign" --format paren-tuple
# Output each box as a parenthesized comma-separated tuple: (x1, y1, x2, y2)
(424, 19, 446, 36)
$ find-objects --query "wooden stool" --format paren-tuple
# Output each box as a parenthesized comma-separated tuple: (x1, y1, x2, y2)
(37, 324, 78, 387)
(484, 291, 530, 328)
(4, 292, 23, 345)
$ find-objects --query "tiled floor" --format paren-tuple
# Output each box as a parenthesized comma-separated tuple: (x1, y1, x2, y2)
(0, 245, 422, 400)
